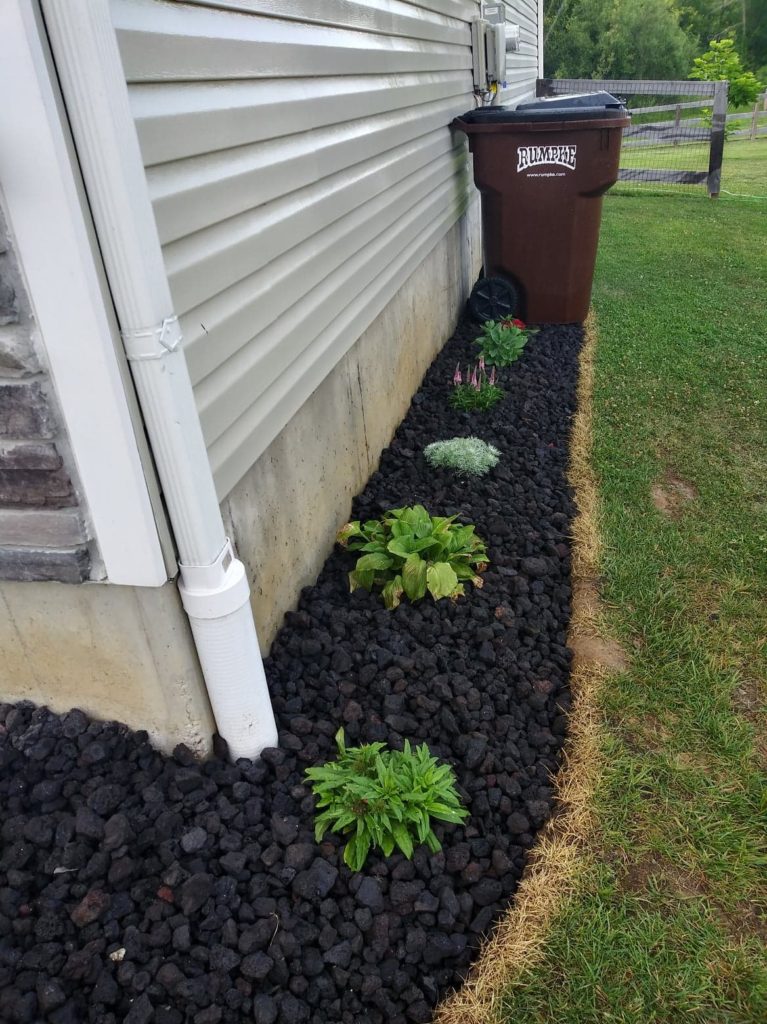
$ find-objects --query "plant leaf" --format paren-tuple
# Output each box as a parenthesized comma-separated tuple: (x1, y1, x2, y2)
(401, 554, 427, 601)
(426, 561, 459, 600)
(381, 574, 404, 610)
(355, 552, 393, 573)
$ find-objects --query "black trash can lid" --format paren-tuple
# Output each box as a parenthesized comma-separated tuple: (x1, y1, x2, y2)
(456, 92, 628, 125)
(517, 91, 625, 110)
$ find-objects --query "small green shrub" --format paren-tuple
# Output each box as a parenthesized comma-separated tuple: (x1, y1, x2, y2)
(337, 504, 488, 609)
(305, 729, 468, 871)
(475, 317, 536, 367)
(450, 361, 505, 412)
(424, 436, 500, 477)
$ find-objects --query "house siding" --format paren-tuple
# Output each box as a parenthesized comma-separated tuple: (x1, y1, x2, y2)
(111, 0, 540, 500)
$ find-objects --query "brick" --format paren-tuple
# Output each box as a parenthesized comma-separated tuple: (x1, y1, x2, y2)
(0, 442, 62, 470)
(0, 467, 74, 507)
(0, 545, 90, 583)
(0, 274, 18, 326)
(0, 380, 54, 438)
(0, 324, 40, 376)
(0, 509, 87, 547)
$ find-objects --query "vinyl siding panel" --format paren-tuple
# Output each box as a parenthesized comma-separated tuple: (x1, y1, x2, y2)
(111, 0, 539, 498)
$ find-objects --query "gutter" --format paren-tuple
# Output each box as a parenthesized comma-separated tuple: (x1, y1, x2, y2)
(41, 0, 277, 760)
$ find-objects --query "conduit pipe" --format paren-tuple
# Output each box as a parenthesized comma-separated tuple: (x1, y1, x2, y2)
(41, 0, 278, 760)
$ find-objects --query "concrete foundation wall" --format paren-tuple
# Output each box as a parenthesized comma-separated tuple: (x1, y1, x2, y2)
(223, 200, 482, 652)
(0, 579, 214, 755)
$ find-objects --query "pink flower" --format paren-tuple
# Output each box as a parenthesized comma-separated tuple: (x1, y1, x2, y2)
(453, 363, 462, 385)
(471, 367, 479, 390)
(478, 355, 485, 373)
(489, 366, 496, 385)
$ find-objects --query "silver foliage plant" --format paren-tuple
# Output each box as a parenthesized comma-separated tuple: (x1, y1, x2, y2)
(423, 436, 501, 477)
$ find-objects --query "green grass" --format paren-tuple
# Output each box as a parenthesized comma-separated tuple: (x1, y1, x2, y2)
(499, 141, 767, 1023)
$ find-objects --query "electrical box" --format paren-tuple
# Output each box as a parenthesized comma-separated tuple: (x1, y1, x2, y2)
(471, 1, 521, 97)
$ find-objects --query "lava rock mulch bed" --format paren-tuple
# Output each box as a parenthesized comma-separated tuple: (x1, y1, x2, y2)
(0, 315, 583, 1024)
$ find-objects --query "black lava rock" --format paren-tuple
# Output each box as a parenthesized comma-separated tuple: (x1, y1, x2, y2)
(0, 313, 580, 1024)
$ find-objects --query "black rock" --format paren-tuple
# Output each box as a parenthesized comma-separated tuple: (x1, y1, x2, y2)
(0, 313, 580, 1024)
(253, 994, 278, 1024)
(292, 859, 338, 900)
(355, 877, 384, 913)
(124, 992, 154, 1024)
(271, 814, 300, 846)
(278, 993, 310, 1024)
(471, 877, 503, 907)
(179, 873, 213, 916)
(241, 952, 274, 980)
(323, 940, 352, 968)
(181, 826, 208, 853)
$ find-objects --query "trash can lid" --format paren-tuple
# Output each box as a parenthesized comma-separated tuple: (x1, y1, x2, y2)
(517, 91, 625, 110)
(455, 92, 628, 126)
(456, 103, 627, 125)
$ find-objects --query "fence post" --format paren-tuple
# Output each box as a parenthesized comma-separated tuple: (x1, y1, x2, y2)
(707, 80, 728, 198)
(751, 100, 759, 141)
(673, 103, 681, 145)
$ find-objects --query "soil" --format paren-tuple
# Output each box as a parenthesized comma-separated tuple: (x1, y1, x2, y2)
(651, 471, 698, 518)
(0, 314, 582, 1024)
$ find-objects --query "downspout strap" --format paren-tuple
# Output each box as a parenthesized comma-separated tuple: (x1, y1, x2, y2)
(123, 315, 183, 361)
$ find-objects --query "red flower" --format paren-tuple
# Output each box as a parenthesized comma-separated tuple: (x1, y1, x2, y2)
(512, 318, 526, 329)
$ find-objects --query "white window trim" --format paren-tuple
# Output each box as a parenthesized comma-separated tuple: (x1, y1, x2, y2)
(0, 0, 168, 586)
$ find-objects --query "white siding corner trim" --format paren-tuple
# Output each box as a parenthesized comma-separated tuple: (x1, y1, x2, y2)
(111, 0, 540, 499)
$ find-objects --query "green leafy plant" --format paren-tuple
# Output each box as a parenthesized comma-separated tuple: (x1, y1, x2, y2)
(424, 436, 500, 477)
(690, 39, 763, 109)
(450, 361, 505, 412)
(337, 504, 488, 609)
(475, 317, 536, 367)
(305, 729, 469, 871)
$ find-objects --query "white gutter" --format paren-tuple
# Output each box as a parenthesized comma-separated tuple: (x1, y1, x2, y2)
(41, 0, 277, 761)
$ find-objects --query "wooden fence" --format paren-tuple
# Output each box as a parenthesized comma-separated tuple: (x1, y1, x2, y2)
(536, 78, 728, 196)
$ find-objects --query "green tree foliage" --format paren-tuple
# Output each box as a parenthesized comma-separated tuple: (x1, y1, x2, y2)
(689, 38, 764, 106)
(545, 0, 696, 80)
(679, 1, 767, 74)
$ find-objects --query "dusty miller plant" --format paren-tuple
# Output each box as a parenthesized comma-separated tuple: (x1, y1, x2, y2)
(424, 437, 500, 477)
(305, 729, 468, 871)
(337, 504, 488, 609)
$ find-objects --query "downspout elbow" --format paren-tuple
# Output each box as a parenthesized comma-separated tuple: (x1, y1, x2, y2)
(178, 539, 278, 762)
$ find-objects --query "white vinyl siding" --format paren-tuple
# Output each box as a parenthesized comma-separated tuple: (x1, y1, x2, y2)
(111, 0, 539, 499)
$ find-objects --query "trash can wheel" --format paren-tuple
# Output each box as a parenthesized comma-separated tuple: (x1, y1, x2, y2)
(468, 276, 519, 322)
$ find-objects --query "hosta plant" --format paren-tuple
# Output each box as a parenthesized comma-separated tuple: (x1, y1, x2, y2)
(424, 436, 500, 477)
(337, 504, 488, 609)
(475, 316, 536, 367)
(450, 361, 504, 412)
(305, 729, 468, 871)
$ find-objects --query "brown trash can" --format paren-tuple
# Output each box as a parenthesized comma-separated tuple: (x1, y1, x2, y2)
(453, 94, 630, 323)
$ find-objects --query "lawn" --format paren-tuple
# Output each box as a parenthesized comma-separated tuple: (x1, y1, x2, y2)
(495, 140, 767, 1022)
(618, 136, 767, 195)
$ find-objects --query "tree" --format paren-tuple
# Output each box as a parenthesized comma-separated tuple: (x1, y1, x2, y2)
(544, 0, 696, 81)
(679, 1, 767, 74)
(689, 38, 764, 105)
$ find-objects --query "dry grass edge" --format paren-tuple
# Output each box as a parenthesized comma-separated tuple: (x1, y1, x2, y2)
(433, 313, 608, 1024)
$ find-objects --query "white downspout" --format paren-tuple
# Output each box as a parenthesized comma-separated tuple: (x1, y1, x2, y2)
(41, 0, 278, 760)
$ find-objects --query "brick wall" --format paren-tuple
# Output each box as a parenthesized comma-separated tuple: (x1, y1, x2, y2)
(0, 204, 91, 582)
